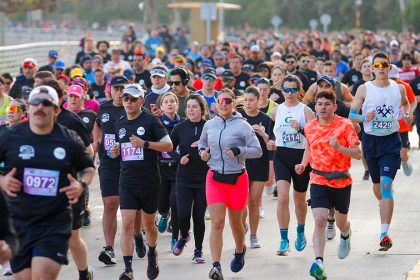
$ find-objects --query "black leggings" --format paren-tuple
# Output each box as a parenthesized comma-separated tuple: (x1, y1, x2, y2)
(158, 166, 179, 240)
(176, 180, 207, 250)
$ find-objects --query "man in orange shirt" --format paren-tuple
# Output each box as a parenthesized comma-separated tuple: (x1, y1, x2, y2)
(389, 65, 417, 176)
(296, 91, 361, 280)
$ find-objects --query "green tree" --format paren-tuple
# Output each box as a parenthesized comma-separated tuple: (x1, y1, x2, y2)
(405, 0, 420, 31)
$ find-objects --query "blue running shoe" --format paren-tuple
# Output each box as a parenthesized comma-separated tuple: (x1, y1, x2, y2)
(276, 239, 290, 256)
(295, 232, 307, 252)
(173, 234, 190, 256)
(170, 239, 177, 252)
(310, 259, 327, 280)
(230, 245, 246, 273)
(157, 215, 169, 233)
(209, 262, 223, 280)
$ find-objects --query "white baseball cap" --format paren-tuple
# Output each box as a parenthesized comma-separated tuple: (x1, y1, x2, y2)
(28, 86, 59, 107)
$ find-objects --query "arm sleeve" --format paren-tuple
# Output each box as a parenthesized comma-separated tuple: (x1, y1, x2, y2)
(0, 191, 19, 257)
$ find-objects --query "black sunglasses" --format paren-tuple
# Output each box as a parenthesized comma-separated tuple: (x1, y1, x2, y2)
(122, 95, 139, 102)
(29, 98, 56, 107)
(168, 80, 183, 86)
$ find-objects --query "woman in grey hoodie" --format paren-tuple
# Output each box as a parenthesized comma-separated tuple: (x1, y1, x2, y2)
(198, 88, 262, 280)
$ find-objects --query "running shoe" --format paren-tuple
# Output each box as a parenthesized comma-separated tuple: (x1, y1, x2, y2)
(173, 234, 191, 256)
(326, 221, 336, 240)
(88, 267, 94, 280)
(98, 247, 116, 265)
(309, 259, 327, 280)
(205, 209, 211, 220)
(250, 235, 261, 249)
(134, 233, 146, 258)
(337, 229, 351, 259)
(2, 263, 12, 276)
(363, 170, 370, 180)
(157, 215, 169, 233)
(147, 251, 159, 280)
(230, 245, 246, 273)
(265, 184, 275, 195)
(118, 271, 133, 280)
(259, 206, 265, 218)
(83, 210, 91, 227)
(379, 233, 393, 251)
(273, 186, 278, 198)
(192, 249, 206, 264)
(209, 262, 223, 280)
(295, 232, 307, 252)
(402, 161, 413, 176)
(167, 222, 173, 233)
(276, 239, 290, 256)
(171, 238, 177, 251)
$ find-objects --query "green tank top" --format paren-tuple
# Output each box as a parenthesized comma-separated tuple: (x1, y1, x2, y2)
(0, 95, 11, 124)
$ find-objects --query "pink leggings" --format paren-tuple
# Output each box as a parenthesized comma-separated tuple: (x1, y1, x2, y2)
(206, 170, 249, 210)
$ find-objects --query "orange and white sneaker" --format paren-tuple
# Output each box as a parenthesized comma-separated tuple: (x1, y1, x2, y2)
(379, 233, 393, 251)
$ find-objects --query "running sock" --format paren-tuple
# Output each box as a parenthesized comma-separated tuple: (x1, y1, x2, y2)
(381, 224, 390, 237)
(341, 233, 349, 240)
(134, 233, 143, 240)
(315, 257, 324, 263)
(123, 256, 133, 273)
(213, 262, 221, 268)
(78, 268, 89, 280)
(148, 244, 157, 256)
(297, 224, 305, 234)
(280, 228, 289, 241)
(327, 219, 335, 224)
(105, 245, 113, 251)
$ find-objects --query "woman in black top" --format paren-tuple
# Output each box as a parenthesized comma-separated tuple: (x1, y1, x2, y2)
(170, 94, 209, 263)
(238, 87, 272, 249)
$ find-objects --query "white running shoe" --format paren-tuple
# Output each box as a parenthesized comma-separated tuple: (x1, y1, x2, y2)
(250, 235, 261, 249)
(326, 221, 336, 240)
(402, 161, 413, 176)
(337, 230, 351, 259)
(265, 184, 275, 195)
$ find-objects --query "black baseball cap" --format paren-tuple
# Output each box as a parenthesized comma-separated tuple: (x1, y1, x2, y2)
(222, 69, 235, 79)
(203, 68, 217, 79)
(21, 86, 33, 99)
(110, 75, 129, 87)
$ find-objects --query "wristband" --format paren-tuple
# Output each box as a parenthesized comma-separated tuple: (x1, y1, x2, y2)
(349, 109, 365, 122)
(230, 147, 241, 156)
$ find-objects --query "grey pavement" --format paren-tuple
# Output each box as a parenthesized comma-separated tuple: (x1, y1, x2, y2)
(3, 135, 420, 280)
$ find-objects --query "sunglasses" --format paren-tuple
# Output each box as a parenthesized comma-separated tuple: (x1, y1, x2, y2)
(6, 105, 22, 113)
(301, 60, 310, 63)
(282, 87, 299, 94)
(122, 95, 139, 102)
(286, 61, 296, 64)
(203, 75, 216, 81)
(372, 61, 390, 69)
(29, 98, 56, 107)
(217, 97, 234, 105)
(168, 81, 183, 86)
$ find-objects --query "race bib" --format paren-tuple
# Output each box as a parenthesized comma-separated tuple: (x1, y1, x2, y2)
(121, 142, 144, 161)
(104, 134, 116, 151)
(282, 130, 301, 147)
(23, 168, 59, 197)
(372, 117, 393, 135)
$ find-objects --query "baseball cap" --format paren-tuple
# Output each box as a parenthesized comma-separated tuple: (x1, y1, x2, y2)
(122, 84, 144, 98)
(271, 51, 282, 59)
(388, 64, 400, 79)
(214, 51, 225, 58)
(156, 47, 165, 54)
(81, 54, 93, 65)
(48, 50, 58, 58)
(67, 84, 84, 97)
(123, 68, 135, 78)
(22, 58, 37, 68)
(28, 85, 59, 107)
(389, 40, 399, 48)
(202, 68, 217, 79)
(242, 64, 253, 71)
(215, 67, 225, 76)
(199, 59, 214, 67)
(317, 75, 335, 86)
(110, 75, 129, 87)
(222, 69, 235, 79)
(70, 68, 84, 79)
(54, 60, 65, 70)
(21, 86, 33, 99)
(150, 67, 168, 77)
(57, 74, 70, 85)
(257, 63, 270, 72)
(250, 45, 260, 52)
(174, 55, 186, 64)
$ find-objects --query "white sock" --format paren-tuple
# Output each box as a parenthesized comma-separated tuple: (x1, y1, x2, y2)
(381, 224, 390, 234)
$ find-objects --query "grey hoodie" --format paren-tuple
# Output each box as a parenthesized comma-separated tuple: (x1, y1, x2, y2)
(199, 112, 262, 174)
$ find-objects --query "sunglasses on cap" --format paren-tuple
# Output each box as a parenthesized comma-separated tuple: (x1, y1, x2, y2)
(168, 80, 183, 86)
(150, 68, 167, 77)
(372, 61, 390, 69)
(122, 95, 139, 102)
(282, 87, 299, 94)
(6, 105, 22, 113)
(217, 97, 234, 105)
(203, 75, 216, 81)
(257, 78, 270, 85)
(29, 98, 56, 107)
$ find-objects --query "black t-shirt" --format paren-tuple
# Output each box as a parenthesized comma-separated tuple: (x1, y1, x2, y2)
(75, 51, 98, 65)
(0, 123, 94, 225)
(295, 71, 311, 92)
(135, 70, 152, 89)
(116, 109, 169, 187)
(310, 49, 330, 60)
(90, 82, 107, 103)
(95, 100, 126, 164)
(234, 72, 251, 93)
(121, 50, 134, 63)
(170, 119, 208, 183)
(57, 108, 91, 148)
(77, 109, 97, 137)
(351, 79, 371, 96)
(301, 69, 318, 86)
(243, 58, 264, 72)
(9, 76, 34, 99)
(269, 88, 285, 104)
(410, 76, 420, 113)
(342, 69, 362, 87)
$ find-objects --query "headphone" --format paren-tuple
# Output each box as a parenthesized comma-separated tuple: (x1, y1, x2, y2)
(172, 67, 190, 86)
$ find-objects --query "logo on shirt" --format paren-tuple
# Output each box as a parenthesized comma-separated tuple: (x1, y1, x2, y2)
(285, 117, 292, 123)
(82, 117, 89, 123)
(137, 127, 145, 136)
(119, 128, 126, 139)
(376, 105, 394, 118)
(53, 147, 66, 160)
(239, 81, 246, 87)
(18, 145, 35, 160)
(101, 113, 110, 123)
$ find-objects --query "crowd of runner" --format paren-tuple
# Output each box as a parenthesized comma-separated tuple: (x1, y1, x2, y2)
(0, 28, 419, 280)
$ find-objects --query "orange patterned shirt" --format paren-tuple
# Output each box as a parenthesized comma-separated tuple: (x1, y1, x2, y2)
(305, 115, 360, 188)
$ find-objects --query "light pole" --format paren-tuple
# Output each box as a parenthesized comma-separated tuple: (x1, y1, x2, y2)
(355, 0, 362, 32)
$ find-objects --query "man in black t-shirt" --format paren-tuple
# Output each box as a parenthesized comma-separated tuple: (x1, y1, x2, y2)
(298, 52, 320, 86)
(285, 54, 311, 92)
(342, 53, 364, 88)
(109, 84, 172, 280)
(91, 68, 107, 103)
(310, 38, 330, 60)
(133, 53, 152, 90)
(0, 85, 95, 279)
(229, 55, 250, 93)
(243, 45, 264, 72)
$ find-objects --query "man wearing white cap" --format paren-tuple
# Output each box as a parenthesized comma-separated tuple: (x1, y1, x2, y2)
(144, 65, 171, 111)
(244, 45, 264, 72)
(0, 86, 95, 279)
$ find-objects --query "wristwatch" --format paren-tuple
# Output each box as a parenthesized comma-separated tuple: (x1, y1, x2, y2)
(79, 180, 88, 190)
(144, 141, 150, 149)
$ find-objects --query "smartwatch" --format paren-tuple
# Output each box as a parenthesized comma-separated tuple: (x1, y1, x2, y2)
(79, 180, 88, 190)
(144, 141, 150, 149)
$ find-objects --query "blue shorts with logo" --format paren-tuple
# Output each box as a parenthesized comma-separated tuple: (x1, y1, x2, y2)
(362, 132, 401, 184)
